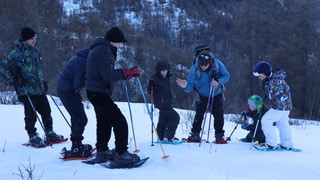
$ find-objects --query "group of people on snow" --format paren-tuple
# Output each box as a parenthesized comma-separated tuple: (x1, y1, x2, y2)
(0, 26, 295, 167)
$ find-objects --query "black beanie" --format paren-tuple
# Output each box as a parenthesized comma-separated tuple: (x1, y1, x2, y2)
(105, 27, 127, 43)
(21, 27, 36, 42)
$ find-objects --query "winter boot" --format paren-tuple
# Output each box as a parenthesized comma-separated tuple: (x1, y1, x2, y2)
(45, 130, 64, 143)
(28, 133, 46, 148)
(280, 145, 293, 151)
(163, 137, 180, 142)
(260, 143, 279, 150)
(90, 149, 117, 164)
(215, 134, 228, 144)
(187, 133, 201, 142)
(112, 151, 140, 166)
(69, 144, 93, 158)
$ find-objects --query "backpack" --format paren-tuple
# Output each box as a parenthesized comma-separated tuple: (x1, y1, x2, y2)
(0, 47, 25, 86)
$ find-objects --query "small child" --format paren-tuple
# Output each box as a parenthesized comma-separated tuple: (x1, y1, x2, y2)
(252, 61, 293, 150)
(240, 95, 267, 144)
(147, 60, 180, 142)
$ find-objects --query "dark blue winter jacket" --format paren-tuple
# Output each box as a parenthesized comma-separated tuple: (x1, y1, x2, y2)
(147, 60, 173, 110)
(57, 48, 90, 93)
(85, 37, 124, 93)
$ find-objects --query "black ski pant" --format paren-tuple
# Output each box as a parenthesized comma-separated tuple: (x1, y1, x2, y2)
(156, 108, 180, 140)
(86, 90, 128, 155)
(245, 129, 266, 143)
(191, 94, 225, 137)
(18, 92, 53, 135)
(58, 89, 87, 145)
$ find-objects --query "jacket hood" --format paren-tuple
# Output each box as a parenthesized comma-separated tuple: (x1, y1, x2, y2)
(155, 59, 171, 78)
(90, 37, 117, 57)
(271, 68, 286, 80)
(76, 47, 90, 58)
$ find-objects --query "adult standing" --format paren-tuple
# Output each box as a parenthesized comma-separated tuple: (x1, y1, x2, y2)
(176, 47, 230, 144)
(6, 27, 64, 147)
(84, 27, 141, 166)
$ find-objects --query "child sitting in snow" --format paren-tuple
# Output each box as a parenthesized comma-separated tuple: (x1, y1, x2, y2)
(239, 95, 267, 144)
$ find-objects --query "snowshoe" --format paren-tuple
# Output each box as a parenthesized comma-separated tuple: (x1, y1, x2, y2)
(60, 145, 96, 161)
(101, 157, 149, 169)
(82, 149, 116, 165)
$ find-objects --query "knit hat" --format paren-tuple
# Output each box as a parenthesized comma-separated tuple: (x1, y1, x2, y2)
(194, 44, 211, 56)
(21, 27, 36, 42)
(253, 61, 271, 77)
(198, 50, 213, 66)
(105, 27, 127, 43)
(248, 95, 263, 111)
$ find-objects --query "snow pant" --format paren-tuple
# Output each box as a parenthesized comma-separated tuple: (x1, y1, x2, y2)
(86, 90, 128, 154)
(57, 89, 87, 145)
(156, 108, 180, 140)
(191, 94, 225, 137)
(261, 108, 293, 148)
(18, 93, 53, 135)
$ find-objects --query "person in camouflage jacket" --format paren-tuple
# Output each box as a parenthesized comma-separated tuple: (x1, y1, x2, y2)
(6, 27, 63, 148)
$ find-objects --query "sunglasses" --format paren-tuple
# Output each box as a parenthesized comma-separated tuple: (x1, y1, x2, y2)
(199, 54, 211, 60)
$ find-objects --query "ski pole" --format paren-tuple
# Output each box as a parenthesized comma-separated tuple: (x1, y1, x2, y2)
(206, 90, 215, 143)
(137, 78, 169, 159)
(226, 115, 244, 141)
(150, 88, 155, 146)
(250, 111, 262, 149)
(47, 89, 71, 128)
(123, 80, 139, 153)
(199, 86, 214, 147)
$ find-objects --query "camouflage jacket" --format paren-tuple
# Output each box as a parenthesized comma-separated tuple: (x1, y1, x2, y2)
(7, 39, 45, 95)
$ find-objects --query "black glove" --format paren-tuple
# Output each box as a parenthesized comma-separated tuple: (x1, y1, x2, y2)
(241, 111, 250, 117)
(44, 81, 48, 91)
(209, 70, 218, 80)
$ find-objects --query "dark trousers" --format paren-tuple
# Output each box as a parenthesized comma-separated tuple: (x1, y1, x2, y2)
(156, 108, 180, 140)
(86, 90, 128, 154)
(18, 93, 53, 135)
(191, 94, 225, 137)
(58, 89, 87, 144)
(245, 129, 266, 143)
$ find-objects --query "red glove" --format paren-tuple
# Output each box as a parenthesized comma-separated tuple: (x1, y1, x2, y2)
(122, 66, 140, 80)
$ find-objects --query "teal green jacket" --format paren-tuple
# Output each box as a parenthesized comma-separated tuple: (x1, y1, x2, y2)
(7, 39, 45, 95)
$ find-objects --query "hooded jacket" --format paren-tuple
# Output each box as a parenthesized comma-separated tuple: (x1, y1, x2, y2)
(85, 37, 124, 93)
(261, 68, 292, 110)
(147, 60, 173, 109)
(7, 39, 45, 95)
(58, 48, 90, 93)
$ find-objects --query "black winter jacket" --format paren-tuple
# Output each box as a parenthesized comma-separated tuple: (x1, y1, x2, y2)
(147, 60, 173, 110)
(247, 105, 268, 132)
(85, 37, 124, 93)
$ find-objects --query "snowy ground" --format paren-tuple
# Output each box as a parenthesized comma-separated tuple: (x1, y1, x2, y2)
(0, 97, 319, 180)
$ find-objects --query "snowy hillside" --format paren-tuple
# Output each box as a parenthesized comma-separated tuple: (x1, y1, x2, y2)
(0, 97, 320, 180)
